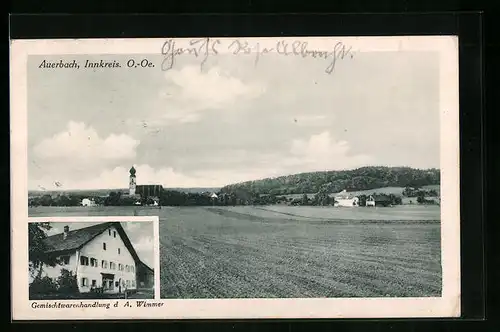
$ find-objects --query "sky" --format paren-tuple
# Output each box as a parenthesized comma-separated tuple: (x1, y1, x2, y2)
(44, 222, 155, 268)
(28, 49, 440, 191)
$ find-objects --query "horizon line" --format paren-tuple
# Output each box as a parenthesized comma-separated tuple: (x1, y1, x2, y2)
(28, 165, 440, 193)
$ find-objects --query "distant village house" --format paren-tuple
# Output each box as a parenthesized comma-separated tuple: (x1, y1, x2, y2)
(334, 190, 360, 207)
(81, 198, 96, 207)
(366, 194, 392, 207)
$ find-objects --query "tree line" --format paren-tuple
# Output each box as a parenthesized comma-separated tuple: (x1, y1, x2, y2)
(221, 166, 440, 195)
(402, 187, 439, 197)
(29, 186, 439, 208)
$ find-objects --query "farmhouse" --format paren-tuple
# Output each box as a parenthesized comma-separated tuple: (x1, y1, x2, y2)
(334, 190, 360, 207)
(366, 194, 392, 207)
(31, 222, 154, 294)
(81, 198, 96, 207)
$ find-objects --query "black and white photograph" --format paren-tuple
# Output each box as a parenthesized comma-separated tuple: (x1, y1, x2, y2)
(28, 220, 156, 300)
(11, 37, 460, 319)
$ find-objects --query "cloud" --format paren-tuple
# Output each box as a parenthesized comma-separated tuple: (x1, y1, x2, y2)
(285, 131, 372, 171)
(151, 65, 265, 125)
(165, 65, 264, 107)
(132, 236, 153, 252)
(30, 164, 212, 190)
(30, 162, 276, 190)
(123, 222, 141, 233)
(29, 131, 372, 190)
(113, 164, 211, 188)
(33, 121, 140, 163)
(131, 235, 154, 267)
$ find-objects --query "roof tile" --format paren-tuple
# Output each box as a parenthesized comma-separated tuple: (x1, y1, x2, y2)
(43, 222, 113, 253)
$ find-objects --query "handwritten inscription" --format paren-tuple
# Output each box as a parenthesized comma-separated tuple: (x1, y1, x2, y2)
(161, 38, 220, 72)
(161, 38, 355, 75)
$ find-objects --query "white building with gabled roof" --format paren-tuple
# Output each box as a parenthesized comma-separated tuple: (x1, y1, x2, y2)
(333, 189, 359, 207)
(30, 222, 153, 294)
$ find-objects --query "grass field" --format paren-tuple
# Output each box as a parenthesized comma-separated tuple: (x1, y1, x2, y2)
(283, 185, 440, 201)
(30, 205, 442, 299)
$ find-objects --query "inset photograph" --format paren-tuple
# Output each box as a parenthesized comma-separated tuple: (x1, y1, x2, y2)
(28, 220, 155, 300)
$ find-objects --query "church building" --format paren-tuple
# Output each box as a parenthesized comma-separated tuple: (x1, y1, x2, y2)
(128, 166, 163, 204)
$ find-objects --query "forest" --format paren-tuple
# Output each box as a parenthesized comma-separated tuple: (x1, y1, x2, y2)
(221, 166, 440, 195)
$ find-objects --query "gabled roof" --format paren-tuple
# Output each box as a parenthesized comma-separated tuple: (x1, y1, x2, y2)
(335, 195, 357, 200)
(330, 190, 357, 199)
(43, 222, 143, 265)
(43, 222, 111, 253)
(137, 260, 154, 273)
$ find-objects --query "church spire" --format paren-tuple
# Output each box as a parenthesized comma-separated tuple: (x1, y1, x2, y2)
(129, 166, 137, 196)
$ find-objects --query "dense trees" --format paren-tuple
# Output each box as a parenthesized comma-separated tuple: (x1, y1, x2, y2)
(30, 269, 79, 297)
(28, 223, 81, 297)
(29, 222, 59, 280)
(57, 269, 79, 294)
(221, 167, 440, 195)
(29, 194, 82, 207)
(402, 186, 439, 197)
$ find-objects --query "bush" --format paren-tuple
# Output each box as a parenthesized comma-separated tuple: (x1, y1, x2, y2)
(30, 276, 58, 295)
(57, 269, 79, 294)
(30, 269, 80, 297)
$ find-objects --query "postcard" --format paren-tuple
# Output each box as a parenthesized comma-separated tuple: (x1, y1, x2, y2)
(10, 36, 460, 320)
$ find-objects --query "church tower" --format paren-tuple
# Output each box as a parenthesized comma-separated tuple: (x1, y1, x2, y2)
(129, 166, 137, 196)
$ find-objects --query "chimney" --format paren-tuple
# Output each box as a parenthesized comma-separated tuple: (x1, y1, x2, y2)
(63, 225, 69, 239)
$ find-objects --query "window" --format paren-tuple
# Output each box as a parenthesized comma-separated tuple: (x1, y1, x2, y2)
(113, 231, 116, 238)
(118, 248, 121, 254)
(108, 229, 111, 236)
(103, 243, 107, 250)
(81, 277, 88, 287)
(91, 280, 97, 287)
(131, 280, 135, 287)
(125, 265, 130, 272)
(90, 258, 98, 267)
(80, 256, 89, 266)
(102, 260, 108, 269)
(61, 256, 70, 265)
(110, 262, 116, 270)
(126, 280, 130, 287)
(115, 281, 119, 287)
(118, 263, 123, 271)
(131, 266, 135, 273)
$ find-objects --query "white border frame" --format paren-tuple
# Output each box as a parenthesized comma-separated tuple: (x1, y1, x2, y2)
(10, 36, 460, 320)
